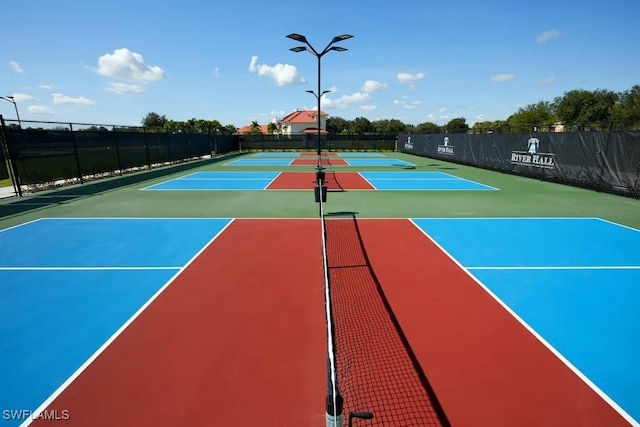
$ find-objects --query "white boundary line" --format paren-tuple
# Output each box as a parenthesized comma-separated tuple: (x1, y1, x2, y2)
(596, 217, 640, 233)
(467, 266, 640, 270)
(139, 173, 195, 191)
(0, 266, 182, 271)
(408, 218, 638, 426)
(0, 218, 45, 233)
(356, 172, 377, 190)
(20, 218, 235, 427)
(440, 171, 500, 190)
(410, 216, 601, 220)
(263, 172, 282, 190)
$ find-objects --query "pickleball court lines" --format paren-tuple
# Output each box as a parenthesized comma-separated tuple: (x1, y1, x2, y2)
(0, 218, 234, 427)
(410, 217, 640, 425)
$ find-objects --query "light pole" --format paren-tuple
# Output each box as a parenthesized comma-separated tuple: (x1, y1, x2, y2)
(0, 96, 22, 127)
(286, 33, 352, 171)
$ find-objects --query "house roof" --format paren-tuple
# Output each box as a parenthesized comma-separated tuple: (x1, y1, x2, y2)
(281, 110, 327, 124)
(301, 128, 328, 134)
(235, 124, 271, 135)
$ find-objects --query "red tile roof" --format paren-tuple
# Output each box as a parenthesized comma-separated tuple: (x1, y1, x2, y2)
(235, 124, 271, 135)
(281, 110, 327, 124)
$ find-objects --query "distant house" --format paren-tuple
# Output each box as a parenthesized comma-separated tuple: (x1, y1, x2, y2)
(236, 109, 328, 136)
(280, 109, 328, 135)
(235, 124, 270, 135)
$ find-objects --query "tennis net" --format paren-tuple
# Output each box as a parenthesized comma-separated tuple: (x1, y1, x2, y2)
(319, 169, 344, 427)
(323, 213, 450, 426)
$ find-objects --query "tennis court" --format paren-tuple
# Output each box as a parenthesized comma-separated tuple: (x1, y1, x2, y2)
(0, 151, 638, 427)
(142, 171, 495, 191)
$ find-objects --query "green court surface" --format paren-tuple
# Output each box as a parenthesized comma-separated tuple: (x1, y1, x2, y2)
(1, 152, 638, 230)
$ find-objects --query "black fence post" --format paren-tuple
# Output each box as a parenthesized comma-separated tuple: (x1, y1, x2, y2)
(143, 127, 152, 169)
(68, 123, 84, 184)
(112, 125, 123, 175)
(0, 115, 22, 196)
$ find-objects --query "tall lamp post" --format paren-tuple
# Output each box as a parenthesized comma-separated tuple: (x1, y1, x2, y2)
(286, 33, 353, 171)
(0, 96, 22, 127)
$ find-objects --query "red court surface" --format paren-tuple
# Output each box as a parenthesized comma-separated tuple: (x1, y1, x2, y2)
(298, 152, 340, 158)
(32, 219, 628, 427)
(33, 220, 326, 427)
(267, 172, 374, 191)
(291, 158, 348, 166)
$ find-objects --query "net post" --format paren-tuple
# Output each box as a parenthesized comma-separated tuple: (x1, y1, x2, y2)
(326, 392, 344, 427)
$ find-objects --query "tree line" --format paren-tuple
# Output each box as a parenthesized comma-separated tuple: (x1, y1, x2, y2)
(327, 85, 640, 134)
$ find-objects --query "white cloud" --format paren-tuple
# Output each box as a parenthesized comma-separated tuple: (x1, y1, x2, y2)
(322, 92, 372, 109)
(249, 56, 305, 86)
(362, 80, 388, 93)
(536, 31, 561, 44)
(439, 107, 448, 113)
(491, 73, 515, 82)
(52, 93, 96, 106)
(360, 105, 378, 111)
(327, 86, 338, 93)
(28, 105, 55, 115)
(11, 93, 39, 103)
(214, 67, 220, 78)
(403, 101, 423, 110)
(394, 97, 422, 109)
(475, 114, 487, 121)
(97, 48, 166, 82)
(9, 60, 24, 74)
(541, 76, 556, 85)
(107, 82, 144, 94)
(38, 85, 52, 90)
(397, 72, 424, 84)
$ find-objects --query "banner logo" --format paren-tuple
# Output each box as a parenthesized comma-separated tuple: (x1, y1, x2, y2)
(437, 136, 455, 155)
(510, 137, 555, 169)
(404, 136, 413, 150)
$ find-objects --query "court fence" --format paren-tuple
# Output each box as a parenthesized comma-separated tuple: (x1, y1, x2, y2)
(400, 131, 640, 198)
(238, 133, 397, 152)
(0, 117, 242, 196)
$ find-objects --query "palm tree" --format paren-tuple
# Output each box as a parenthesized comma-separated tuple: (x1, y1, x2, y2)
(248, 120, 263, 135)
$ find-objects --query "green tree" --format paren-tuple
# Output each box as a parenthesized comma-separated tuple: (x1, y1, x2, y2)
(507, 101, 557, 131)
(554, 89, 618, 124)
(611, 85, 640, 124)
(220, 124, 237, 134)
(372, 119, 406, 134)
(267, 122, 278, 134)
(326, 117, 350, 134)
(415, 121, 441, 133)
(247, 120, 263, 135)
(351, 116, 373, 134)
(444, 117, 469, 133)
(142, 112, 167, 128)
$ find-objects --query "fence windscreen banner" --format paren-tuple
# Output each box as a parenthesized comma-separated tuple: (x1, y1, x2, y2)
(3, 129, 240, 186)
(400, 132, 640, 197)
(0, 136, 8, 180)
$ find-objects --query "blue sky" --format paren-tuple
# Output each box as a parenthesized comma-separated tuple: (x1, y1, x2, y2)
(1, 0, 638, 128)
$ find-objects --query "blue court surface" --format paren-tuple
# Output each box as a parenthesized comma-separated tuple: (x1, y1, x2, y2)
(250, 152, 386, 158)
(224, 158, 293, 166)
(143, 172, 281, 191)
(0, 218, 232, 420)
(337, 153, 385, 157)
(360, 172, 497, 191)
(252, 152, 301, 158)
(411, 217, 640, 424)
(345, 159, 415, 167)
(224, 158, 414, 167)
